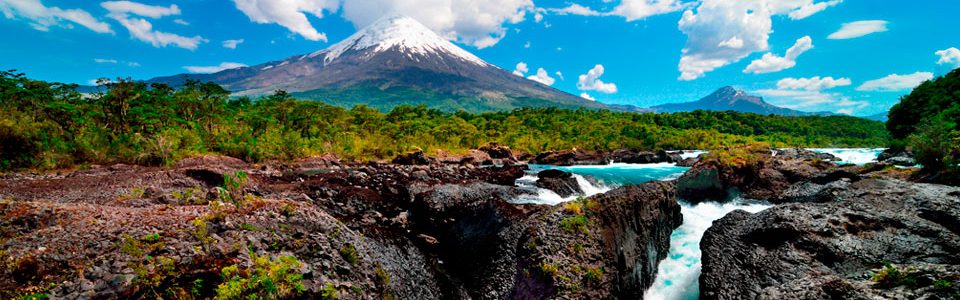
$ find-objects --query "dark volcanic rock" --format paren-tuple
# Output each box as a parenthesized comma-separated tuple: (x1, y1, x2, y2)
(774, 148, 840, 161)
(478, 142, 514, 159)
(699, 178, 960, 300)
(535, 169, 582, 198)
(392, 151, 432, 165)
(609, 149, 682, 164)
(530, 150, 608, 166)
(677, 147, 854, 202)
(676, 157, 699, 167)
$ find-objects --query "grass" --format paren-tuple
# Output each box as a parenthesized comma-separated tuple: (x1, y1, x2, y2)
(539, 262, 558, 277)
(339, 244, 359, 265)
(215, 252, 305, 300)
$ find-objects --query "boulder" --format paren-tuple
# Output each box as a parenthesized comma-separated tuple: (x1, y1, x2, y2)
(884, 156, 917, 167)
(699, 179, 960, 300)
(531, 150, 608, 166)
(535, 169, 582, 198)
(774, 148, 840, 161)
(392, 151, 432, 165)
(478, 142, 514, 159)
(676, 157, 699, 167)
(609, 149, 682, 164)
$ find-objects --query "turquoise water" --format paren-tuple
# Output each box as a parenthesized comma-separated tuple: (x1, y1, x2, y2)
(529, 162, 690, 186)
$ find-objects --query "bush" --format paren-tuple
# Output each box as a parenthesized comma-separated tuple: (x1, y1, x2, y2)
(215, 253, 305, 300)
(560, 215, 589, 235)
(339, 244, 359, 265)
(871, 262, 916, 289)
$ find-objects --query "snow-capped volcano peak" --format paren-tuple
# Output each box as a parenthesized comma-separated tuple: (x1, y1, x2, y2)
(309, 15, 489, 66)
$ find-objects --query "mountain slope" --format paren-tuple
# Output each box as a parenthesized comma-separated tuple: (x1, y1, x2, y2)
(149, 15, 614, 112)
(650, 87, 827, 116)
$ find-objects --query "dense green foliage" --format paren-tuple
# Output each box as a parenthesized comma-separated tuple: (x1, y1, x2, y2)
(0, 70, 888, 170)
(887, 68, 960, 173)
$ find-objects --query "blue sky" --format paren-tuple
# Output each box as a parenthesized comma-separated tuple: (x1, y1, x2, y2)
(1, 0, 958, 116)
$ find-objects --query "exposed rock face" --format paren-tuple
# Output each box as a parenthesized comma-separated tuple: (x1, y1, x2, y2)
(699, 179, 960, 300)
(392, 151, 432, 165)
(535, 169, 582, 198)
(0, 155, 682, 299)
(609, 150, 682, 164)
(478, 142, 514, 159)
(774, 148, 840, 161)
(676, 147, 856, 202)
(531, 150, 609, 166)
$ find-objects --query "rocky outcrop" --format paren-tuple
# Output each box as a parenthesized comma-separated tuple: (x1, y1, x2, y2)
(676, 147, 856, 202)
(535, 169, 582, 198)
(699, 178, 960, 300)
(392, 150, 433, 165)
(0, 155, 682, 299)
(878, 148, 916, 167)
(531, 149, 609, 166)
(478, 142, 514, 159)
(609, 150, 682, 164)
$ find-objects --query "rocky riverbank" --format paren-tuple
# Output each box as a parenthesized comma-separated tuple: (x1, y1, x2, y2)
(0, 152, 682, 299)
(675, 146, 960, 299)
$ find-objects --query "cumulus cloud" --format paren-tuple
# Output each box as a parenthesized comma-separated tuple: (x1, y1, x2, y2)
(776, 76, 851, 91)
(102, 1, 206, 50)
(233, 0, 338, 42)
(340, 0, 532, 48)
(527, 68, 556, 86)
(743, 36, 813, 74)
(754, 88, 868, 114)
(512, 62, 528, 76)
(223, 39, 245, 49)
(577, 64, 618, 94)
(580, 93, 595, 101)
(0, 0, 112, 33)
(677, 0, 840, 81)
(856, 72, 933, 92)
(183, 62, 248, 73)
(936, 47, 960, 68)
(827, 20, 888, 40)
(609, 0, 685, 21)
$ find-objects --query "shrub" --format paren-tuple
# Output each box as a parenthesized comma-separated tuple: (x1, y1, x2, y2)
(871, 262, 916, 289)
(215, 253, 305, 300)
(339, 244, 359, 265)
(539, 262, 558, 277)
(560, 215, 589, 235)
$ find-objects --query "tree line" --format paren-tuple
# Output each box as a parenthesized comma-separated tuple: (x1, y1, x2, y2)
(0, 70, 889, 170)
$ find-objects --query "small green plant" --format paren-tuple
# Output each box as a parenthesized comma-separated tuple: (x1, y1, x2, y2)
(560, 215, 589, 234)
(215, 252, 305, 300)
(934, 279, 953, 290)
(191, 279, 204, 296)
(871, 262, 916, 288)
(141, 233, 161, 243)
(320, 282, 339, 300)
(340, 244, 359, 265)
(172, 187, 204, 205)
(239, 223, 257, 231)
(118, 187, 145, 202)
(584, 266, 603, 285)
(539, 262, 558, 277)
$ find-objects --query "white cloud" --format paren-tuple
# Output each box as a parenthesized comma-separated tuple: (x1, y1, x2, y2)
(754, 88, 868, 114)
(936, 47, 960, 68)
(223, 39, 245, 49)
(776, 76, 851, 91)
(512, 62, 528, 76)
(827, 20, 887, 40)
(555, 71, 564, 80)
(173, 18, 189, 25)
(577, 64, 618, 93)
(232, 0, 338, 42)
(100, 1, 180, 18)
(677, 0, 840, 81)
(551, 4, 602, 16)
(523, 41, 531, 48)
(94, 58, 118, 64)
(744, 35, 812, 74)
(340, 0, 533, 48)
(580, 93, 595, 101)
(856, 72, 933, 92)
(183, 62, 248, 74)
(527, 68, 555, 86)
(787, 0, 841, 20)
(127, 61, 140, 67)
(534, 12, 543, 22)
(610, 0, 684, 21)
(102, 1, 206, 50)
(0, 0, 112, 33)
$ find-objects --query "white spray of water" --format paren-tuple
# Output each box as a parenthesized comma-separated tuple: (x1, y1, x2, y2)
(512, 173, 611, 205)
(808, 148, 885, 165)
(644, 200, 771, 300)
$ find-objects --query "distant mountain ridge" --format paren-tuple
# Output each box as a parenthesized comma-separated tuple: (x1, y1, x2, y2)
(650, 86, 832, 116)
(148, 15, 627, 113)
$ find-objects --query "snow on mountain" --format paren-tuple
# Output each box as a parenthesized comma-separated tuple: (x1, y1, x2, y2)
(307, 15, 489, 67)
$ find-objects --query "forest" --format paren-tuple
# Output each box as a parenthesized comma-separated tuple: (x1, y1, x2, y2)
(0, 70, 890, 171)
(887, 68, 960, 176)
